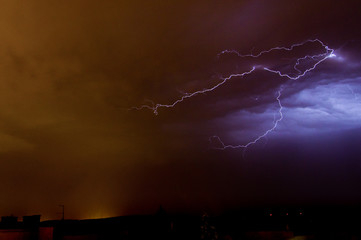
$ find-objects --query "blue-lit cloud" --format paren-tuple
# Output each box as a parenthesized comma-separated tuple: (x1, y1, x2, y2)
(282, 81, 361, 131)
(136, 39, 361, 153)
(214, 78, 361, 145)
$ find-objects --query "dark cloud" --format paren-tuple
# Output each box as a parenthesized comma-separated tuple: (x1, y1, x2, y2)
(0, 0, 360, 219)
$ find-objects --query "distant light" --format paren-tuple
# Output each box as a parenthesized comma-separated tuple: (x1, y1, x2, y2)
(269, 213, 272, 217)
(328, 52, 345, 61)
(286, 213, 288, 216)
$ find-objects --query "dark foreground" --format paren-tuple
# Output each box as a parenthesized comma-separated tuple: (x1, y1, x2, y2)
(1, 206, 360, 240)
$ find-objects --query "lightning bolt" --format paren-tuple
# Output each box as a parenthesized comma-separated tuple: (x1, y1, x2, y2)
(219, 39, 334, 80)
(209, 89, 283, 151)
(132, 39, 335, 151)
(131, 67, 256, 115)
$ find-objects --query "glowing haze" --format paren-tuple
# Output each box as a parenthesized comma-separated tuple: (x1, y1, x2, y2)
(0, 0, 360, 220)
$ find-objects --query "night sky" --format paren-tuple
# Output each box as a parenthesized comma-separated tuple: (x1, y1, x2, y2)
(1, 0, 361, 220)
